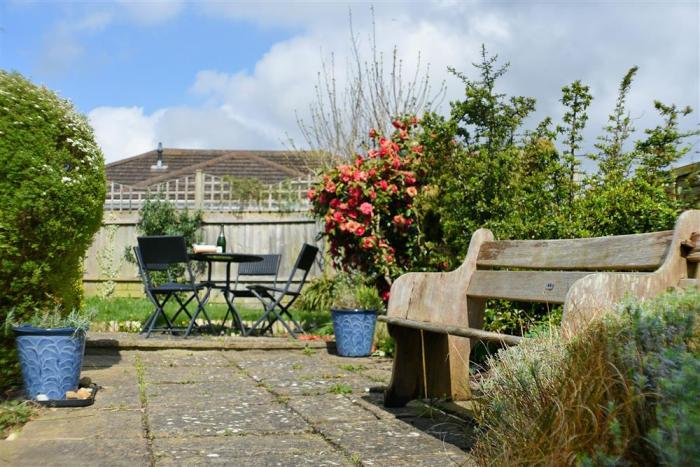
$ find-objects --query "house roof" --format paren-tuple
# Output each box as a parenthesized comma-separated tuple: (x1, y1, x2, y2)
(106, 148, 326, 188)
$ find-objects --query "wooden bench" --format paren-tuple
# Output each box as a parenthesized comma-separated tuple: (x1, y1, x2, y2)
(380, 210, 700, 407)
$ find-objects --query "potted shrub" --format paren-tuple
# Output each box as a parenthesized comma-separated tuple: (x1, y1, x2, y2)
(331, 274, 384, 357)
(5, 308, 93, 401)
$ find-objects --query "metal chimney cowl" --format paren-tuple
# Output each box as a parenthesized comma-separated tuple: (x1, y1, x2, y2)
(150, 142, 168, 171)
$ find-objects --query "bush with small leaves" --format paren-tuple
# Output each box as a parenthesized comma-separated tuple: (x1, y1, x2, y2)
(0, 71, 105, 390)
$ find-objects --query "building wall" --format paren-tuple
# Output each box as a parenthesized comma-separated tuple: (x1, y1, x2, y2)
(84, 211, 324, 301)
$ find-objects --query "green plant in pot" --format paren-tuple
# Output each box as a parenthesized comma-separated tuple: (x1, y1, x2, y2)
(5, 307, 94, 401)
(331, 273, 383, 357)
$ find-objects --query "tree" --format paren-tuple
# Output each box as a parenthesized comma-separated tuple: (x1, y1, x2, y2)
(294, 8, 444, 163)
(593, 66, 638, 179)
(557, 80, 593, 208)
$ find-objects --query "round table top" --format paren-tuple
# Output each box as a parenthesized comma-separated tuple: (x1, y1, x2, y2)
(189, 252, 263, 263)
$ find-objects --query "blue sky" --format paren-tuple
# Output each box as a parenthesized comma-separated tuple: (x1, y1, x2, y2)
(1, 1, 698, 165)
(1, 2, 295, 113)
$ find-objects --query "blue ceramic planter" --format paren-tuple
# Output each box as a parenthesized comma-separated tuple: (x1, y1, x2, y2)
(331, 308, 377, 357)
(13, 326, 86, 400)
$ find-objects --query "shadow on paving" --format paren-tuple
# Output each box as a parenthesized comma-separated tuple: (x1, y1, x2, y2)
(360, 391, 477, 453)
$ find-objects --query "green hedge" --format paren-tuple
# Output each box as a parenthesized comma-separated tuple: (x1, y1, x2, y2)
(0, 71, 105, 390)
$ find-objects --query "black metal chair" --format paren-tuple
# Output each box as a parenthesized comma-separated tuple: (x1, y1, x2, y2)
(135, 236, 212, 338)
(246, 244, 318, 338)
(223, 254, 282, 331)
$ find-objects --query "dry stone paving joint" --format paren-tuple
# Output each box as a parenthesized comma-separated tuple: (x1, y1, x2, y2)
(0, 343, 474, 466)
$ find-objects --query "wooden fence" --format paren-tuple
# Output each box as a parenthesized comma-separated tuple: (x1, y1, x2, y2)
(105, 171, 314, 212)
(84, 211, 324, 301)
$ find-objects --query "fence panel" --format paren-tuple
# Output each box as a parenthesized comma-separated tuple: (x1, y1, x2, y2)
(104, 172, 314, 212)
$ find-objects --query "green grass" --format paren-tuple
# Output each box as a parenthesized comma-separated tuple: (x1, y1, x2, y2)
(0, 401, 36, 438)
(85, 296, 333, 334)
(328, 383, 353, 394)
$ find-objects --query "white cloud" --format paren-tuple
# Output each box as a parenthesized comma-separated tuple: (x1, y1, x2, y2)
(83, 1, 698, 167)
(89, 107, 158, 162)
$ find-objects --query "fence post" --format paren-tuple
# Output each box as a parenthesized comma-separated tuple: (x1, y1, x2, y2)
(194, 170, 204, 210)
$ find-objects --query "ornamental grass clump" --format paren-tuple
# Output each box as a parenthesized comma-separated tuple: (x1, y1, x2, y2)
(472, 290, 700, 465)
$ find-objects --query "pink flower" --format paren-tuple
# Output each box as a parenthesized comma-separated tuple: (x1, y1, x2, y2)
(359, 202, 374, 216)
(355, 225, 366, 236)
(307, 188, 317, 200)
(406, 186, 417, 197)
(324, 180, 336, 193)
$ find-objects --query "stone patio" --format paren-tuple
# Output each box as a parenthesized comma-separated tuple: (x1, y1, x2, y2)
(0, 337, 475, 466)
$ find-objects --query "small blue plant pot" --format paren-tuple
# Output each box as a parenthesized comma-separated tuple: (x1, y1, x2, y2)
(331, 308, 377, 357)
(13, 326, 86, 401)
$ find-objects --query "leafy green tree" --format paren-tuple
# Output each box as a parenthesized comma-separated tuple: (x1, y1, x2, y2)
(557, 80, 593, 209)
(593, 66, 638, 179)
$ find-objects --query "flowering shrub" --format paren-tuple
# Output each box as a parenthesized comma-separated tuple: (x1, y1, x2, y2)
(0, 71, 105, 390)
(308, 116, 427, 297)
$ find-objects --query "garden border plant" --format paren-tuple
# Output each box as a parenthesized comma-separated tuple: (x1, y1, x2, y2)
(0, 71, 105, 392)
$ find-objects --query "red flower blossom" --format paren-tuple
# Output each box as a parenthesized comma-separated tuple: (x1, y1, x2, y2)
(359, 202, 374, 216)
(307, 188, 317, 200)
(324, 180, 336, 193)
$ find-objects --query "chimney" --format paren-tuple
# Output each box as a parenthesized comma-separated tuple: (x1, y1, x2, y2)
(150, 142, 168, 171)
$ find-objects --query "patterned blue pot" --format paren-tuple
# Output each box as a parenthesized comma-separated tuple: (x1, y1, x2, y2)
(331, 308, 377, 357)
(13, 326, 86, 400)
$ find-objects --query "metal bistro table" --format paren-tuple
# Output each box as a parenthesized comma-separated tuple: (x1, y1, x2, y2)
(190, 252, 263, 334)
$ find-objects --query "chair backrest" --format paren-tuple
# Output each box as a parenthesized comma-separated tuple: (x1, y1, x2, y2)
(284, 243, 319, 293)
(238, 254, 282, 276)
(293, 243, 319, 272)
(466, 230, 674, 304)
(137, 236, 189, 270)
(235, 254, 281, 289)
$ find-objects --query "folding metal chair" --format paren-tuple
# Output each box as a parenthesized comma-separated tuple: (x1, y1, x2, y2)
(246, 244, 318, 338)
(223, 254, 282, 331)
(135, 236, 212, 338)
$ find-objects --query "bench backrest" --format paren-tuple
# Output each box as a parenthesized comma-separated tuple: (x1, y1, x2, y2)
(466, 230, 674, 304)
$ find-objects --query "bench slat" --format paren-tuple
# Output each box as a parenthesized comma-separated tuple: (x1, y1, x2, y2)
(467, 270, 592, 303)
(477, 230, 673, 271)
(378, 315, 523, 345)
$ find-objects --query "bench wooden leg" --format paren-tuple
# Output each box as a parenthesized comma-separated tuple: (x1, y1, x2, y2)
(384, 325, 471, 407)
(384, 324, 422, 407)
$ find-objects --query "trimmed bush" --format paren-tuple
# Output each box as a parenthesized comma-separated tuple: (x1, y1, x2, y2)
(0, 71, 105, 390)
(473, 290, 700, 464)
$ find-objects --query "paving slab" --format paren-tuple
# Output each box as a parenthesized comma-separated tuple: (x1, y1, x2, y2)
(317, 418, 469, 465)
(82, 348, 135, 368)
(144, 364, 239, 384)
(136, 349, 231, 367)
(0, 438, 149, 467)
(80, 365, 141, 409)
(286, 394, 378, 424)
(13, 408, 144, 440)
(146, 381, 275, 408)
(154, 434, 350, 466)
(149, 401, 309, 437)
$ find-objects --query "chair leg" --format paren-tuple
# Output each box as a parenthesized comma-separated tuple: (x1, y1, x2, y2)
(184, 291, 213, 338)
(145, 294, 177, 338)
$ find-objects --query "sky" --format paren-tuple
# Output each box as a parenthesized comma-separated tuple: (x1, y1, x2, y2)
(1, 0, 699, 166)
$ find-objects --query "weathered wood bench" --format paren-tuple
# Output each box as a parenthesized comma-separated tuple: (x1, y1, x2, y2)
(380, 210, 700, 407)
